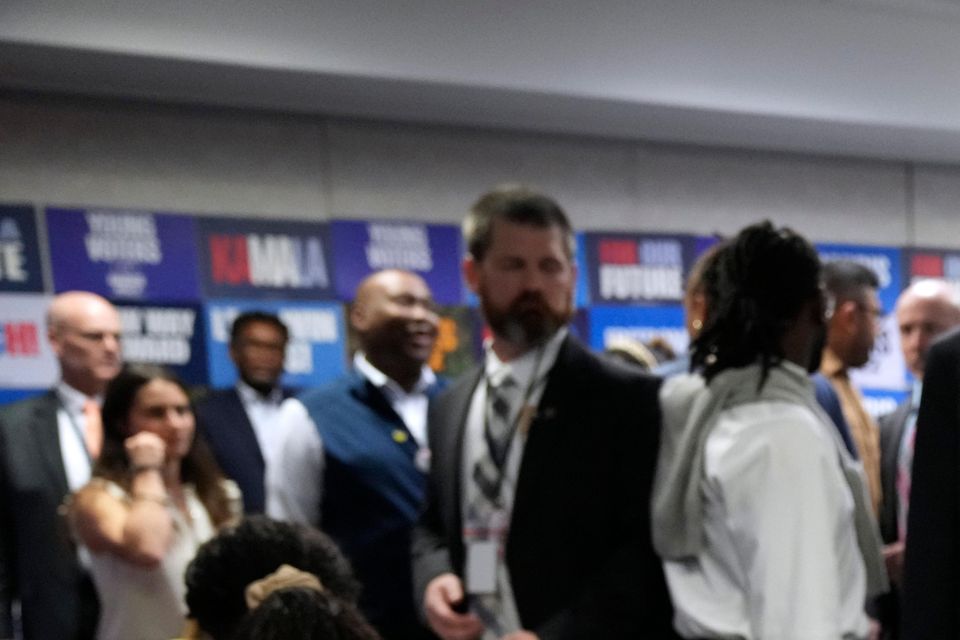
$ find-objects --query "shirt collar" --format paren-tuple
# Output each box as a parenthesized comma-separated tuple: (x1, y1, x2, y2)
(235, 379, 283, 405)
(56, 380, 100, 413)
(819, 346, 847, 378)
(484, 327, 568, 388)
(353, 352, 437, 396)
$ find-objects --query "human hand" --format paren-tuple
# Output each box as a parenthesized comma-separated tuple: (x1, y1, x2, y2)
(125, 431, 166, 469)
(882, 541, 905, 585)
(423, 573, 484, 640)
(501, 632, 538, 640)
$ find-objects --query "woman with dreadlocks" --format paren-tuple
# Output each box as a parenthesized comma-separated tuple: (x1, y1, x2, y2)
(651, 221, 887, 639)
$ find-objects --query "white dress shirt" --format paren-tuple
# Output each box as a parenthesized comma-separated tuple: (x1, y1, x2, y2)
(460, 328, 567, 637)
(663, 394, 869, 640)
(56, 381, 98, 492)
(235, 380, 286, 470)
(266, 355, 436, 524)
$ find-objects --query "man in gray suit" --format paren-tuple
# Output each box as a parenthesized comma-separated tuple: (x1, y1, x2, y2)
(0, 291, 122, 639)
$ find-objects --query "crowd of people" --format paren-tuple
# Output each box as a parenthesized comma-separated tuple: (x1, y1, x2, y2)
(1, 185, 959, 639)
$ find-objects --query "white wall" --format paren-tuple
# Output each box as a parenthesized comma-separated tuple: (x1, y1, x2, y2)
(2, 92, 958, 247)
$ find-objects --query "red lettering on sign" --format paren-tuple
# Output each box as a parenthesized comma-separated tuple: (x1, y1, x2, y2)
(911, 254, 943, 278)
(210, 235, 250, 284)
(4, 323, 39, 355)
(598, 240, 637, 265)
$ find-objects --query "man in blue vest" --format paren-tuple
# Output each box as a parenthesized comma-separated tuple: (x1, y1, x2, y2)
(269, 268, 442, 640)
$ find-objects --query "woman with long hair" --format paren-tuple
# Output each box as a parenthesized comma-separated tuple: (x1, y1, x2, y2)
(68, 364, 240, 640)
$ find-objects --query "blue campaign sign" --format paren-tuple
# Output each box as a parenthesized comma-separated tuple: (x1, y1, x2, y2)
(586, 304, 688, 356)
(0, 205, 45, 293)
(115, 303, 208, 385)
(816, 243, 906, 393)
(584, 232, 696, 305)
(330, 220, 462, 305)
(204, 299, 348, 389)
(198, 217, 335, 300)
(46, 207, 201, 301)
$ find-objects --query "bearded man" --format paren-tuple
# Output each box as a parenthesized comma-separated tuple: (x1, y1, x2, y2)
(411, 186, 675, 640)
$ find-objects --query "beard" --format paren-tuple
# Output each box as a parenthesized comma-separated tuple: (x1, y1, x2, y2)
(481, 287, 573, 351)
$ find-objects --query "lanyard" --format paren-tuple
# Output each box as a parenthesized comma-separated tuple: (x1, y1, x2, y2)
(483, 344, 547, 464)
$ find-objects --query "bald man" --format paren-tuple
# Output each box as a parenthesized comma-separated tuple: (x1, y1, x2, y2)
(269, 269, 443, 640)
(0, 291, 122, 639)
(874, 280, 960, 638)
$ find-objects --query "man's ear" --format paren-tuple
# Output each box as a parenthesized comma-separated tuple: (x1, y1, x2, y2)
(349, 301, 368, 333)
(463, 256, 481, 294)
(834, 300, 859, 335)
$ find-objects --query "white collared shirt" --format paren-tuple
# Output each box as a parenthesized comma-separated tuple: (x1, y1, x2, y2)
(353, 352, 436, 447)
(235, 380, 286, 470)
(460, 327, 568, 637)
(56, 381, 99, 492)
(266, 357, 436, 525)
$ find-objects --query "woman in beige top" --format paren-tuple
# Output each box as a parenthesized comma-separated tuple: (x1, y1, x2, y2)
(69, 364, 239, 640)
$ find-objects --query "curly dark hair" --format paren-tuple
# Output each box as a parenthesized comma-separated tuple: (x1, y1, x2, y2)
(691, 221, 822, 386)
(185, 516, 362, 640)
(232, 588, 381, 640)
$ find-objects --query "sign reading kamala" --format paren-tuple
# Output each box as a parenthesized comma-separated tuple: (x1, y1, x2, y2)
(816, 243, 906, 393)
(204, 300, 347, 389)
(0, 294, 58, 389)
(198, 217, 334, 300)
(330, 220, 462, 304)
(46, 207, 201, 301)
(584, 232, 695, 305)
(0, 205, 45, 293)
(116, 303, 207, 385)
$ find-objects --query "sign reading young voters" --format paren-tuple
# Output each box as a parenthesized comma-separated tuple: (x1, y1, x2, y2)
(330, 220, 462, 305)
(584, 232, 695, 305)
(115, 302, 207, 385)
(816, 243, 906, 393)
(198, 217, 334, 300)
(0, 205, 46, 293)
(204, 300, 347, 389)
(585, 304, 688, 358)
(46, 207, 201, 301)
(0, 293, 58, 389)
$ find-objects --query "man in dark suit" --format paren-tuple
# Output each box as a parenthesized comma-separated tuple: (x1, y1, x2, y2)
(195, 311, 292, 514)
(0, 291, 122, 640)
(893, 284, 960, 640)
(412, 186, 674, 640)
(271, 269, 443, 640)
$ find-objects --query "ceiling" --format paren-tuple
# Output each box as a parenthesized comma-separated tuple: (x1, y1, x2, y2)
(3, 0, 960, 163)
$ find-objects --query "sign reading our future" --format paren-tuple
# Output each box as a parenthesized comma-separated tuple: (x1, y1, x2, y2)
(46, 207, 201, 301)
(584, 232, 695, 305)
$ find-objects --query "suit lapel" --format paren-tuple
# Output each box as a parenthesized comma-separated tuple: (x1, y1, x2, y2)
(437, 368, 483, 537)
(227, 389, 265, 468)
(34, 391, 70, 496)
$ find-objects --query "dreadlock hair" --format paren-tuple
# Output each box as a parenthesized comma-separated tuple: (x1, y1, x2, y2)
(690, 221, 822, 387)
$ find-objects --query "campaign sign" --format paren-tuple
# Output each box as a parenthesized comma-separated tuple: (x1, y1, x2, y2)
(0, 293, 58, 389)
(204, 300, 347, 389)
(902, 248, 960, 292)
(817, 243, 906, 392)
(198, 217, 334, 300)
(0, 205, 45, 292)
(115, 303, 207, 385)
(46, 207, 201, 301)
(584, 232, 695, 305)
(330, 220, 462, 304)
(586, 304, 688, 358)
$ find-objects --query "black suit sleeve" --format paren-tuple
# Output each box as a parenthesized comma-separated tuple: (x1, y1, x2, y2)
(0, 413, 16, 638)
(902, 333, 960, 639)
